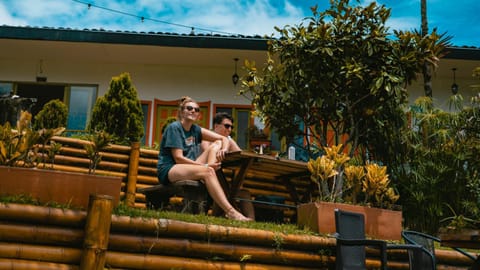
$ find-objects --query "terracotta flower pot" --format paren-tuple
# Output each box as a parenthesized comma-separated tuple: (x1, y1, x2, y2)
(0, 166, 122, 209)
(297, 201, 403, 240)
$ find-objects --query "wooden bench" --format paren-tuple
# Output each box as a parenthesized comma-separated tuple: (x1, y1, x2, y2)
(234, 196, 297, 223)
(138, 180, 208, 214)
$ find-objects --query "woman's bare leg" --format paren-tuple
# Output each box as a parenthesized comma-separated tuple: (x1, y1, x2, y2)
(168, 144, 250, 221)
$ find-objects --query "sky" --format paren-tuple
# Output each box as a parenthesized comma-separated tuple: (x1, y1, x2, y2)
(0, 0, 479, 47)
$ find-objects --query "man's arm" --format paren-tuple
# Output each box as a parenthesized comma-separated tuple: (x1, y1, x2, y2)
(227, 136, 242, 152)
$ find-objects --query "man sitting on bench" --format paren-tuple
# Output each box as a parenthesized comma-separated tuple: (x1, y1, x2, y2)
(201, 112, 255, 220)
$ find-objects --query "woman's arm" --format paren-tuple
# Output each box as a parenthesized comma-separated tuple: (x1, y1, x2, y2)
(201, 128, 230, 160)
(171, 148, 205, 165)
(202, 128, 230, 151)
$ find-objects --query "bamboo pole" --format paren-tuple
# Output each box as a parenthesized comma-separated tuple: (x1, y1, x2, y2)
(126, 142, 140, 207)
(140, 148, 159, 156)
(52, 154, 128, 172)
(105, 251, 324, 270)
(79, 194, 113, 270)
(0, 258, 78, 270)
(47, 164, 127, 178)
(138, 157, 158, 167)
(0, 242, 81, 264)
(0, 223, 84, 246)
(54, 146, 130, 164)
(52, 136, 132, 154)
(137, 165, 157, 175)
(0, 203, 85, 226)
(110, 216, 335, 250)
(107, 233, 331, 267)
(136, 175, 159, 185)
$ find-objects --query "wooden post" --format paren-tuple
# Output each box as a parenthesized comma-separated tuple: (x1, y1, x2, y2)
(80, 194, 113, 270)
(125, 141, 140, 207)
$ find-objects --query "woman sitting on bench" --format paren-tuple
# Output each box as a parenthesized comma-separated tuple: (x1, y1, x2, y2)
(157, 96, 251, 221)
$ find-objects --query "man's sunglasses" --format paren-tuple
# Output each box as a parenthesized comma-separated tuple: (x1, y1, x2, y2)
(223, 124, 233, 129)
(185, 106, 200, 112)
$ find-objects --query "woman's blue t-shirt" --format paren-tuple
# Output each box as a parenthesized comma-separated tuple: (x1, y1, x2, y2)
(157, 121, 202, 184)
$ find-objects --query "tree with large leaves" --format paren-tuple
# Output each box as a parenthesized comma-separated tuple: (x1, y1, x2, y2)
(242, 0, 449, 167)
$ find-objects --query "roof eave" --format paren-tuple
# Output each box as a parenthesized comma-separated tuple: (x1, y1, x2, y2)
(0, 25, 269, 51)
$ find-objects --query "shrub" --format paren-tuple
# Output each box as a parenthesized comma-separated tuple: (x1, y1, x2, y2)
(88, 72, 144, 145)
(307, 144, 399, 209)
(33, 99, 68, 130)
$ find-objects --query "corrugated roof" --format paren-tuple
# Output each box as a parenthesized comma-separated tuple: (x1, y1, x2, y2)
(1, 25, 479, 59)
(0, 25, 269, 51)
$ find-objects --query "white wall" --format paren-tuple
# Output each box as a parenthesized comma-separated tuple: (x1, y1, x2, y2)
(1, 38, 478, 145)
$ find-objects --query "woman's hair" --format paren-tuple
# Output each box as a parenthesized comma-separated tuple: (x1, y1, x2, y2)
(177, 96, 197, 120)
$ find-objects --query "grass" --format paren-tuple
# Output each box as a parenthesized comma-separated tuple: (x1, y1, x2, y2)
(113, 202, 315, 235)
(0, 194, 315, 236)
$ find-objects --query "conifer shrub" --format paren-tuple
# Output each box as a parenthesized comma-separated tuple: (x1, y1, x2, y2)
(88, 72, 144, 145)
(33, 99, 68, 130)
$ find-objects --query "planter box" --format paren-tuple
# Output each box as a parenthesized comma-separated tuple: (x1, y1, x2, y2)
(297, 201, 402, 240)
(0, 166, 122, 209)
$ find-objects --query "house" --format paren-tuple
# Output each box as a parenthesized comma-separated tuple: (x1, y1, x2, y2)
(1, 25, 479, 149)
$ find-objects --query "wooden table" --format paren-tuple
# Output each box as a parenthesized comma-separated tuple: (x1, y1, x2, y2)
(439, 228, 480, 268)
(219, 151, 313, 206)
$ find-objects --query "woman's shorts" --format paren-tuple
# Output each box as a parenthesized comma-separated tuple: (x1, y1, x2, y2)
(157, 163, 174, 185)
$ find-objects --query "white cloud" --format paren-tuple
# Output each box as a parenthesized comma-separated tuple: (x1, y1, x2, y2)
(386, 16, 419, 32)
(0, 4, 25, 26)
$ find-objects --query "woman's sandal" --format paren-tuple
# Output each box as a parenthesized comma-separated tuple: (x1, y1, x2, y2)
(226, 208, 253, 221)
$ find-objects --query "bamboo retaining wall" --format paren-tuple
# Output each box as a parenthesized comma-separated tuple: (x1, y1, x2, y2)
(0, 199, 474, 269)
(46, 136, 158, 209)
(1, 136, 475, 269)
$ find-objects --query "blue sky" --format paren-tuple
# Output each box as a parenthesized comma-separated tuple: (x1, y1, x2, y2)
(1, 0, 478, 47)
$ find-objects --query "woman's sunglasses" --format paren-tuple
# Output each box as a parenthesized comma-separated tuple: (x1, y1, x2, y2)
(185, 106, 200, 112)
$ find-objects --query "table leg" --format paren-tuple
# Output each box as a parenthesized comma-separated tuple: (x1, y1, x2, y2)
(470, 257, 480, 270)
(210, 170, 233, 216)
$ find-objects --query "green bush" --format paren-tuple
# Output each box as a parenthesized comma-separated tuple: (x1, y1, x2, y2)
(395, 96, 480, 233)
(88, 72, 144, 145)
(33, 99, 68, 130)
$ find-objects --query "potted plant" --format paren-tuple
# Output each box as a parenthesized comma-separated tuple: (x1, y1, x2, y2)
(437, 204, 480, 250)
(297, 144, 402, 240)
(247, 125, 271, 153)
(0, 110, 122, 209)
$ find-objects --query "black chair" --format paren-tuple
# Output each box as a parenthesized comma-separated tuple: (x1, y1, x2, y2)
(402, 230, 476, 270)
(334, 209, 389, 270)
(334, 209, 424, 270)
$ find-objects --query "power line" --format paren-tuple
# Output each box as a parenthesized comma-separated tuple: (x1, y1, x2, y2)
(71, 0, 241, 36)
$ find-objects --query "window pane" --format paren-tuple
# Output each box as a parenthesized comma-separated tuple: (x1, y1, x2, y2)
(0, 82, 13, 97)
(67, 86, 97, 131)
(236, 110, 249, 149)
(217, 108, 232, 115)
(270, 130, 281, 152)
(141, 103, 149, 145)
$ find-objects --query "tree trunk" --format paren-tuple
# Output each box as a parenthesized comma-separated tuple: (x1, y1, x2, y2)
(421, 0, 433, 97)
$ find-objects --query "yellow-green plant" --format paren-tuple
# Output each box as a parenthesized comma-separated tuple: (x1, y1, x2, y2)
(307, 144, 399, 209)
(362, 163, 399, 209)
(36, 127, 65, 168)
(308, 144, 348, 201)
(0, 111, 38, 167)
(0, 111, 64, 168)
(84, 130, 112, 174)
